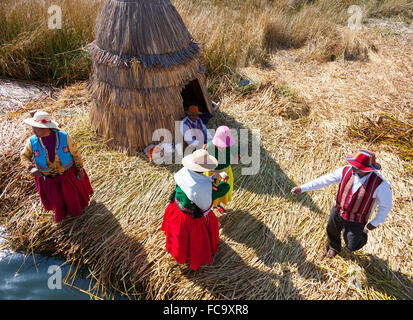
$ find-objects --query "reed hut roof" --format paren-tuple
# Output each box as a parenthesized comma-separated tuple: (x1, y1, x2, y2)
(87, 0, 212, 154)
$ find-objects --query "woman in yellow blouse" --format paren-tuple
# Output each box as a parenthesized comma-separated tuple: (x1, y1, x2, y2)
(20, 111, 93, 222)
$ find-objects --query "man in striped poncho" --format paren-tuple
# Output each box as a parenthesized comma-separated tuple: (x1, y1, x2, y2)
(291, 150, 393, 258)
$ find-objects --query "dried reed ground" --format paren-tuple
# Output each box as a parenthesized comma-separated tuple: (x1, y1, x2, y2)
(1, 21, 413, 301)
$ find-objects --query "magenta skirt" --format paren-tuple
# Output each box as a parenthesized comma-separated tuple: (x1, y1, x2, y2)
(34, 166, 94, 222)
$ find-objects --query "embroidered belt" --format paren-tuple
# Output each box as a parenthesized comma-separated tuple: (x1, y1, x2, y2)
(175, 199, 211, 216)
(43, 173, 60, 179)
(42, 171, 66, 179)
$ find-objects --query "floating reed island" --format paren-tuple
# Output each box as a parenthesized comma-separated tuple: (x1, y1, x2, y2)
(0, 0, 412, 300)
(2, 70, 413, 299)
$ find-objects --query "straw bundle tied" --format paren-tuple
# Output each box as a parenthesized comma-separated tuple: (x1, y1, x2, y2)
(89, 58, 205, 89)
(86, 41, 201, 69)
(87, 0, 212, 153)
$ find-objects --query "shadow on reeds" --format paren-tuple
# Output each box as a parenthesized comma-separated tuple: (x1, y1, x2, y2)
(54, 200, 149, 299)
(220, 210, 326, 281)
(181, 209, 326, 299)
(141, 108, 328, 298)
(344, 252, 413, 300)
(211, 110, 322, 213)
(182, 240, 306, 300)
(147, 109, 323, 215)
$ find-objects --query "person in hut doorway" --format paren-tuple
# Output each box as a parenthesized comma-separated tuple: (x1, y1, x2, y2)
(291, 150, 392, 258)
(180, 105, 212, 149)
(20, 111, 94, 223)
(203, 126, 239, 213)
(161, 148, 230, 270)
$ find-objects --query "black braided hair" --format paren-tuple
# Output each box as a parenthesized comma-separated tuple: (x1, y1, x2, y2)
(191, 202, 204, 219)
(169, 190, 176, 203)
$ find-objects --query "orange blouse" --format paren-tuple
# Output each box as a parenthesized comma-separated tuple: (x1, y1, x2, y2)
(20, 134, 84, 176)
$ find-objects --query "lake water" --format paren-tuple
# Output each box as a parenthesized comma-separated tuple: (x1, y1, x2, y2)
(0, 226, 109, 300)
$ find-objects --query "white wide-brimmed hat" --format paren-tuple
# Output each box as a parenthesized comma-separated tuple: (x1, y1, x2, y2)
(23, 111, 58, 129)
(182, 149, 218, 172)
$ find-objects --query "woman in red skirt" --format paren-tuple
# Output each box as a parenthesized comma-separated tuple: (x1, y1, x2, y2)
(161, 149, 230, 270)
(20, 111, 94, 222)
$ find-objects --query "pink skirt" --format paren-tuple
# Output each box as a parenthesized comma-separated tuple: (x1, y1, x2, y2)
(161, 201, 219, 270)
(34, 166, 94, 222)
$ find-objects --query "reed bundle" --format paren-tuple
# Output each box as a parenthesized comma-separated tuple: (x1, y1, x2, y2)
(349, 113, 413, 166)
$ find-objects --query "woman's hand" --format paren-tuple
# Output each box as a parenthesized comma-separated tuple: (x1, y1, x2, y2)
(77, 169, 85, 180)
(30, 167, 42, 177)
(220, 172, 229, 182)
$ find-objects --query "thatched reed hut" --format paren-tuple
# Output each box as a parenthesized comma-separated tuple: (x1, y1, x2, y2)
(87, 0, 213, 154)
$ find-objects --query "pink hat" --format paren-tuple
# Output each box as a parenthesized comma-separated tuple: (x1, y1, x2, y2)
(212, 126, 236, 148)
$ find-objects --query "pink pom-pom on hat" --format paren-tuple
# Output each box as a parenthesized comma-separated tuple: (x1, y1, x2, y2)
(212, 126, 236, 148)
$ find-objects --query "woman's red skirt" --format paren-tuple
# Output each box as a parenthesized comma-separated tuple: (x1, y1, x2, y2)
(160, 201, 219, 270)
(34, 166, 94, 222)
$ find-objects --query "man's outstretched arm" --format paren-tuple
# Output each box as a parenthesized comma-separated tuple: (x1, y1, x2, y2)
(291, 167, 344, 195)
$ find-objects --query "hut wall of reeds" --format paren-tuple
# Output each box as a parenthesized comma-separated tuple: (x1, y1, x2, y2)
(87, 0, 213, 154)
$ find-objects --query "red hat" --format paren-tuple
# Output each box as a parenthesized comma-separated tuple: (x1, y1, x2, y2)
(346, 149, 381, 172)
(187, 105, 201, 115)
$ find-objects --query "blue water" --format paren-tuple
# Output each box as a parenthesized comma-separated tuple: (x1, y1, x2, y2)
(0, 227, 113, 300)
(0, 252, 93, 300)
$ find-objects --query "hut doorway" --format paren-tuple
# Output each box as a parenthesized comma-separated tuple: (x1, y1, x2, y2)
(181, 79, 209, 114)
